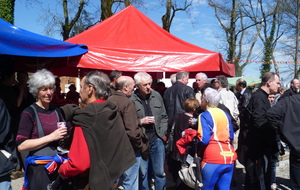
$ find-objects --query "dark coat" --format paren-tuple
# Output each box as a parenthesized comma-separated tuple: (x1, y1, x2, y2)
(237, 88, 252, 111)
(267, 94, 300, 157)
(278, 87, 298, 101)
(163, 81, 195, 119)
(237, 88, 252, 129)
(108, 91, 149, 160)
(61, 101, 136, 190)
(237, 88, 277, 164)
(0, 99, 17, 177)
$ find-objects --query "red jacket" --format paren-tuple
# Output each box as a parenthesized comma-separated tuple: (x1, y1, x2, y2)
(176, 129, 199, 155)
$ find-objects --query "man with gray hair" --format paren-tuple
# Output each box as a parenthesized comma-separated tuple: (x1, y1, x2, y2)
(130, 72, 168, 190)
(170, 73, 177, 85)
(108, 76, 149, 190)
(195, 72, 208, 103)
(163, 71, 195, 119)
(59, 71, 135, 189)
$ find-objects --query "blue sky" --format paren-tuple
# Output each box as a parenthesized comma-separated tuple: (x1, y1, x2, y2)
(14, 0, 292, 83)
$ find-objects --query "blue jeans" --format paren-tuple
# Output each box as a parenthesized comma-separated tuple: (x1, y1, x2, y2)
(140, 138, 166, 190)
(120, 151, 140, 190)
(290, 151, 300, 190)
(0, 174, 12, 190)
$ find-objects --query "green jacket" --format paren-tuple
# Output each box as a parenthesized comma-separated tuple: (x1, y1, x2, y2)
(130, 90, 168, 140)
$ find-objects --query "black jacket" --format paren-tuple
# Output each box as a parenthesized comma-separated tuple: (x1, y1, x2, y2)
(267, 94, 300, 157)
(237, 88, 277, 162)
(237, 88, 252, 111)
(163, 81, 195, 119)
(237, 88, 252, 128)
(278, 87, 298, 101)
(0, 99, 17, 177)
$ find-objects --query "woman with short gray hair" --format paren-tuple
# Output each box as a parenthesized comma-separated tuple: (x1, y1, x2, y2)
(198, 87, 237, 189)
(16, 69, 69, 190)
(202, 87, 220, 107)
(28, 69, 56, 99)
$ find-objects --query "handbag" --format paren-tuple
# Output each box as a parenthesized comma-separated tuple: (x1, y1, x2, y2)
(178, 136, 203, 189)
(178, 156, 203, 189)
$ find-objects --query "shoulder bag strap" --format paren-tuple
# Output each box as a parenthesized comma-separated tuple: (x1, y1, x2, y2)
(29, 104, 59, 156)
(30, 104, 44, 138)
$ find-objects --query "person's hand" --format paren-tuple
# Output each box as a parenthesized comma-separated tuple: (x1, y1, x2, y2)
(49, 127, 67, 141)
(140, 116, 155, 124)
(189, 118, 197, 126)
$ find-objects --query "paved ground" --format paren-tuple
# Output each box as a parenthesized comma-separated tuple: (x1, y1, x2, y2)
(11, 153, 291, 190)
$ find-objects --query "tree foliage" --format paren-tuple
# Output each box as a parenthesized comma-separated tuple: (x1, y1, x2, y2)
(256, 0, 284, 78)
(0, 0, 15, 24)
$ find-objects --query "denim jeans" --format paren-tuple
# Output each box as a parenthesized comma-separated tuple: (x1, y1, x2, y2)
(120, 151, 140, 190)
(139, 138, 166, 190)
(0, 174, 12, 190)
(290, 151, 300, 190)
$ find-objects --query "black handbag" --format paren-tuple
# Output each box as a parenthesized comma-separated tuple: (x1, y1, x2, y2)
(47, 176, 74, 190)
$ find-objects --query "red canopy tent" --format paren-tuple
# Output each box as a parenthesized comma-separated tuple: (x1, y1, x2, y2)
(66, 5, 235, 78)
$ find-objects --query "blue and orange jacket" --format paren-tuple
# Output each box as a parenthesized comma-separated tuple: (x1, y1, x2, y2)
(198, 107, 237, 164)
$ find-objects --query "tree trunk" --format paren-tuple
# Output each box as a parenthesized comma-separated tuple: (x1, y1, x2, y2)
(162, 0, 172, 32)
(227, 0, 237, 63)
(260, 2, 279, 77)
(101, 0, 113, 21)
(62, 0, 85, 40)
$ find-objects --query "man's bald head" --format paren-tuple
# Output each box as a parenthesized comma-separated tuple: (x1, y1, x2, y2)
(116, 76, 135, 97)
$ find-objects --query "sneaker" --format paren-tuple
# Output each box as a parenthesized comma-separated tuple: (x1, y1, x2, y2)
(271, 183, 277, 190)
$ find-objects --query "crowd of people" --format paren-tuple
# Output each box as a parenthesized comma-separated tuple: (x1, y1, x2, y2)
(0, 68, 299, 190)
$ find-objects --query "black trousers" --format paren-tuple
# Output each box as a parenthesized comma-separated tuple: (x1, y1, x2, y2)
(244, 154, 273, 190)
